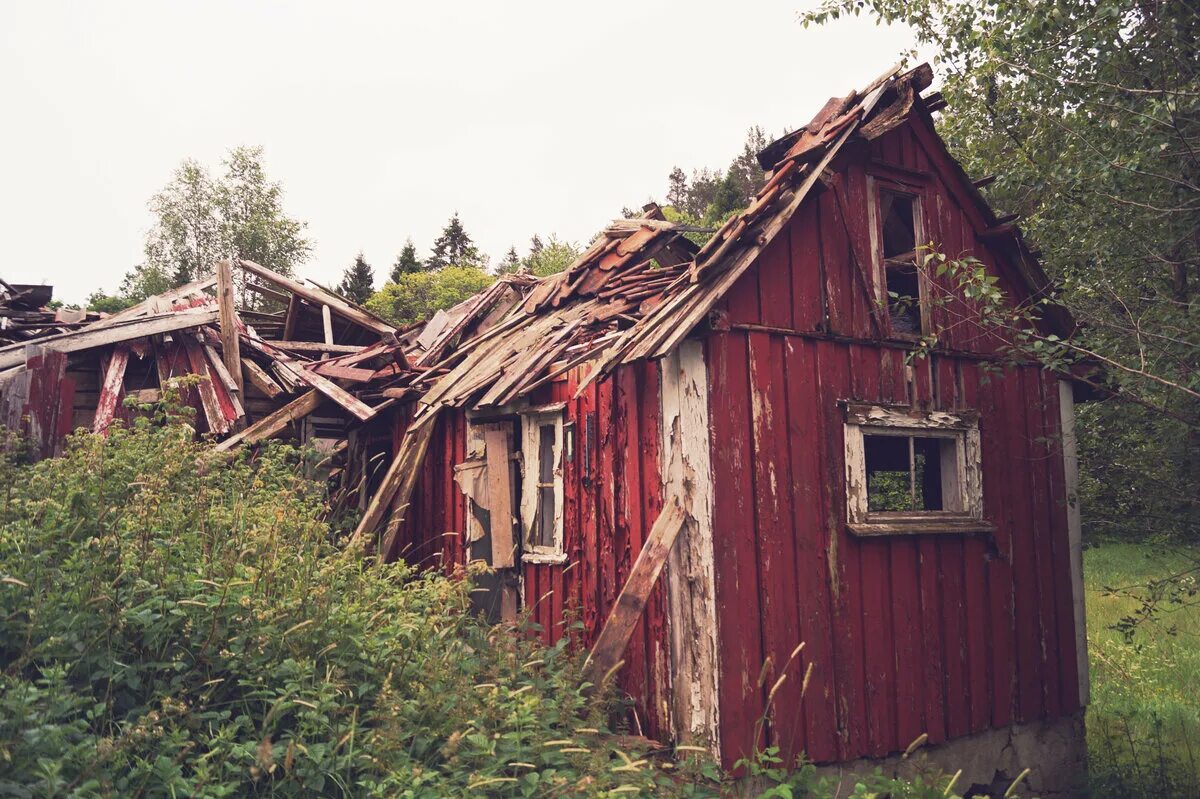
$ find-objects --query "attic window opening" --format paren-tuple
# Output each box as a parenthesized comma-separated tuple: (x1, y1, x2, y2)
(845, 403, 989, 536)
(877, 187, 925, 336)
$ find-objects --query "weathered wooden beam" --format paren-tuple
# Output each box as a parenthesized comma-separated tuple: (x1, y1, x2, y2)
(321, 304, 334, 346)
(583, 496, 689, 685)
(0, 309, 220, 370)
(244, 281, 290, 305)
(274, 341, 365, 354)
(282, 294, 300, 340)
(375, 411, 442, 559)
(353, 408, 441, 546)
(241, 359, 284, 398)
(215, 390, 321, 452)
(216, 259, 243, 394)
(236, 259, 394, 336)
(92, 345, 130, 435)
(183, 338, 233, 435)
(289, 365, 376, 422)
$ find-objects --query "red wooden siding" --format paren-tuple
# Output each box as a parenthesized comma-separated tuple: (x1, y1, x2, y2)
(707, 117, 1080, 766)
(390, 361, 672, 739)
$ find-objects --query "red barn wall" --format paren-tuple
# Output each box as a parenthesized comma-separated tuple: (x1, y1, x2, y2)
(389, 361, 674, 738)
(706, 118, 1080, 767)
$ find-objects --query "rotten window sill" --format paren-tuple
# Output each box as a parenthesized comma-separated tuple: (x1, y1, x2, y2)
(848, 515, 994, 537)
(521, 551, 568, 565)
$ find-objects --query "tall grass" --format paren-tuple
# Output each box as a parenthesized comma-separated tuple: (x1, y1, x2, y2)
(1084, 543, 1200, 797)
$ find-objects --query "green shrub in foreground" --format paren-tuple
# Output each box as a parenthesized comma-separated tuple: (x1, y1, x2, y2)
(0, 408, 679, 797)
(0, 400, 981, 798)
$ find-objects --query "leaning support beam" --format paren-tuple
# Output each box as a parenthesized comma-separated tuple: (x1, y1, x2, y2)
(583, 496, 689, 685)
(376, 414, 441, 561)
(236, 259, 395, 336)
(215, 390, 321, 452)
(352, 407, 442, 548)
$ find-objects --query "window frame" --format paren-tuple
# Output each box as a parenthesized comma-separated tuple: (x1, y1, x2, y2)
(843, 401, 989, 536)
(519, 404, 566, 564)
(867, 174, 931, 340)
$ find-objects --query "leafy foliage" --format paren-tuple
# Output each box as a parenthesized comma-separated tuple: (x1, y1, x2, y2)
(1084, 544, 1200, 798)
(365, 266, 494, 327)
(338, 253, 375, 305)
(801, 0, 1200, 544)
(0, 402, 683, 797)
(115, 147, 311, 304)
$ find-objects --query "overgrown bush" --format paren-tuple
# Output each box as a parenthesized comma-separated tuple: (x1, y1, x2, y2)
(0, 397, 990, 797)
(0, 404, 681, 797)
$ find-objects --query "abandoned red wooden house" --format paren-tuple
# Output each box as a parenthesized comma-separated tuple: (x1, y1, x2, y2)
(0, 61, 1089, 794)
(348, 63, 1089, 791)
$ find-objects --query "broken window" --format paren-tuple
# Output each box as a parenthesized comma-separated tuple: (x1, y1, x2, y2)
(844, 402, 987, 535)
(876, 187, 925, 336)
(521, 406, 565, 562)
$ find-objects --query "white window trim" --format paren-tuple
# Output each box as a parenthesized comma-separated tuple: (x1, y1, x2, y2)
(843, 402, 989, 536)
(520, 406, 566, 564)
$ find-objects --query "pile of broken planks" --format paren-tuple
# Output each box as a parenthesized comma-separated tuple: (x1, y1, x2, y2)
(0, 259, 413, 457)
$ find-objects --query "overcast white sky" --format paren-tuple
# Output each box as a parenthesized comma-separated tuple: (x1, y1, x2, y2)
(0, 1, 916, 305)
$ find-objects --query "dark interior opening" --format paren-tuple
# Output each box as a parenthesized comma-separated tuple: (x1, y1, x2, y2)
(879, 189, 922, 334)
(865, 434, 945, 512)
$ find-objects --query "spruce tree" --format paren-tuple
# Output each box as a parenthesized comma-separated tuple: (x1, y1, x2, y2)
(497, 246, 520, 273)
(390, 238, 422, 281)
(427, 213, 482, 270)
(338, 252, 375, 304)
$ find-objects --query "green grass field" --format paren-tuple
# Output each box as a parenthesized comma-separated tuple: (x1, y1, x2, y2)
(1084, 543, 1200, 798)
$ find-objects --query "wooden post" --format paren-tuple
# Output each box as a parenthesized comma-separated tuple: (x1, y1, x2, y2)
(321, 304, 334, 346)
(216, 259, 243, 395)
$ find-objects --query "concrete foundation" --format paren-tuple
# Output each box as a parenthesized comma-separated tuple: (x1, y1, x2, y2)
(811, 713, 1087, 798)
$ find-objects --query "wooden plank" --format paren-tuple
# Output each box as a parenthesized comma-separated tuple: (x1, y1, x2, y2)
(92, 345, 130, 435)
(236, 259, 394, 336)
(782, 336, 837, 761)
(182, 338, 233, 435)
(708, 331, 767, 765)
(0, 309, 220, 370)
(215, 390, 321, 451)
(241, 358, 283, 398)
(1007, 368, 1044, 723)
(748, 331, 805, 756)
(583, 496, 688, 685)
(934, 356, 969, 741)
(289, 363, 376, 421)
(245, 281, 290, 304)
(979, 361, 1016, 728)
(483, 425, 515, 569)
(274, 341, 365, 354)
(321, 304, 334, 346)
(216, 259, 243, 394)
(282, 295, 300, 340)
(852, 342, 896, 757)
